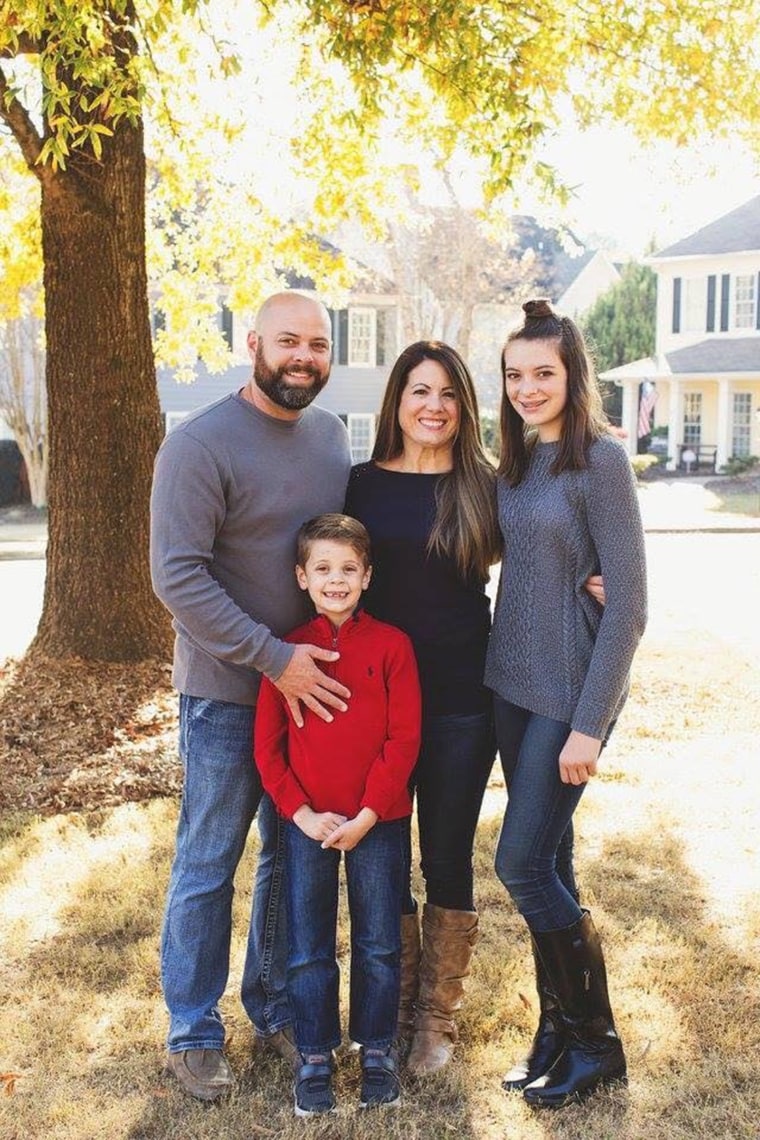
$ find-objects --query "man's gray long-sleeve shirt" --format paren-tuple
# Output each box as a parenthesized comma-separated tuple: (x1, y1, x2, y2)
(150, 392, 351, 706)
(484, 434, 647, 739)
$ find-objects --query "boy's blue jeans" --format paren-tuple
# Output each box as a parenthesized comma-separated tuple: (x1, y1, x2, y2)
(161, 695, 290, 1051)
(493, 696, 584, 933)
(284, 818, 406, 1055)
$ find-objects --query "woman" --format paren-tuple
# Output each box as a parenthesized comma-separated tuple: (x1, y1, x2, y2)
(344, 341, 500, 1075)
(485, 299, 647, 1108)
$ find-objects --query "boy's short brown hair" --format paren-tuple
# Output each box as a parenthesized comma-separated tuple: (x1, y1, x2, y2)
(296, 513, 372, 569)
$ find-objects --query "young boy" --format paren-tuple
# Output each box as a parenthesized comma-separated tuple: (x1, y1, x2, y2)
(254, 513, 422, 1117)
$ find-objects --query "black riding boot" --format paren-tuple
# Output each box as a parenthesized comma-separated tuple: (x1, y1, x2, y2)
(523, 911, 626, 1109)
(501, 936, 565, 1091)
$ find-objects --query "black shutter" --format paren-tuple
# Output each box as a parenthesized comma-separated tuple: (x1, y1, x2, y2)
(338, 310, 349, 366)
(720, 274, 730, 331)
(706, 276, 716, 332)
(221, 304, 233, 349)
(672, 277, 681, 333)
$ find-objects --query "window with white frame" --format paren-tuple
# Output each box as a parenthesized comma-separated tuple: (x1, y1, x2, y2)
(734, 275, 756, 329)
(348, 308, 376, 367)
(732, 392, 752, 457)
(683, 393, 702, 446)
(347, 413, 375, 463)
(682, 277, 706, 332)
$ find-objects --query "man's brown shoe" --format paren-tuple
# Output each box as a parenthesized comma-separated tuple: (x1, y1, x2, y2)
(256, 1025, 299, 1068)
(166, 1048, 234, 1101)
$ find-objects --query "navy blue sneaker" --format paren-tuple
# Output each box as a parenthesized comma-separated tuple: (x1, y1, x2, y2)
(359, 1048, 401, 1109)
(293, 1056, 336, 1117)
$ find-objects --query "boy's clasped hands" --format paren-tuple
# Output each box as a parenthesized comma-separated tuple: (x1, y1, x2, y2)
(292, 804, 379, 851)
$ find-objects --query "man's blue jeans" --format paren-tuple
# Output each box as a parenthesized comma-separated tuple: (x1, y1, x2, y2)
(493, 696, 584, 933)
(284, 818, 406, 1055)
(161, 695, 289, 1051)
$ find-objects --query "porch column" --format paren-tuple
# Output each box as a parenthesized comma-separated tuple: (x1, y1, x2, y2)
(667, 380, 683, 470)
(715, 378, 731, 471)
(618, 380, 639, 456)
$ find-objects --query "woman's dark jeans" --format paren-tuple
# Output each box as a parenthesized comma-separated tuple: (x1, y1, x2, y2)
(493, 696, 584, 933)
(403, 709, 496, 914)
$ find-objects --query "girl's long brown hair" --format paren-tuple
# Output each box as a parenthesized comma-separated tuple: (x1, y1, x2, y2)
(498, 298, 608, 486)
(372, 341, 499, 583)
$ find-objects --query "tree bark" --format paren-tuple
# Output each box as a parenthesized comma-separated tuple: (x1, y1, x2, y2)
(31, 118, 171, 660)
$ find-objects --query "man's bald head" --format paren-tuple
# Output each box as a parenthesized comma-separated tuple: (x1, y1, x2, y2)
(254, 292, 332, 339)
(246, 291, 333, 416)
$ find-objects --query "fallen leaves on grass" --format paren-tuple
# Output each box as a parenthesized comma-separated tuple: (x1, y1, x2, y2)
(1, 1073, 21, 1095)
(0, 650, 180, 815)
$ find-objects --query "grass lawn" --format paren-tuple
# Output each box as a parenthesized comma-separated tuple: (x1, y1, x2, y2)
(685, 471, 759, 518)
(1, 533, 758, 1140)
(712, 489, 760, 516)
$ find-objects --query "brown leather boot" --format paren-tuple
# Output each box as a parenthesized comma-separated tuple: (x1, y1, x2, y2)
(407, 904, 478, 1075)
(396, 911, 422, 1051)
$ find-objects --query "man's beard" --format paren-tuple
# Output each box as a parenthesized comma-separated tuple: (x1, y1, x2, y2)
(253, 343, 329, 410)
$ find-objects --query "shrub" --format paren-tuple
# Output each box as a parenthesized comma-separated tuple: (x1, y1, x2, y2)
(720, 455, 759, 476)
(630, 453, 660, 480)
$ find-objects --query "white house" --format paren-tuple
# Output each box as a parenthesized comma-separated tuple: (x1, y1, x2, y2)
(600, 195, 760, 470)
(554, 248, 621, 320)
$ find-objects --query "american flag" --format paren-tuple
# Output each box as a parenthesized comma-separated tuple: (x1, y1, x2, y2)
(638, 381, 657, 439)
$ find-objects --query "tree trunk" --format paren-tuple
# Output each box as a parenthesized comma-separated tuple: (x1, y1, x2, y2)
(456, 304, 474, 363)
(21, 318, 48, 508)
(16, 439, 47, 508)
(31, 117, 171, 661)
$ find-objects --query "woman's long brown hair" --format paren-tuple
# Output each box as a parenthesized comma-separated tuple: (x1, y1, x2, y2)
(498, 298, 608, 486)
(372, 341, 500, 583)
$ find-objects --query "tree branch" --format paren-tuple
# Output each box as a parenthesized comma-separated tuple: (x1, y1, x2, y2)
(0, 63, 46, 178)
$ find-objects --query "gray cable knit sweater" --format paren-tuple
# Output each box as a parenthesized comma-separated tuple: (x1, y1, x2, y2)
(150, 393, 351, 706)
(484, 434, 647, 739)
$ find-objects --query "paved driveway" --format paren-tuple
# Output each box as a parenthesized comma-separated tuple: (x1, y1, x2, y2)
(1, 559, 45, 659)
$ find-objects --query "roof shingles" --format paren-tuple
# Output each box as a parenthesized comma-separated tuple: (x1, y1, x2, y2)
(665, 337, 760, 374)
(654, 195, 760, 258)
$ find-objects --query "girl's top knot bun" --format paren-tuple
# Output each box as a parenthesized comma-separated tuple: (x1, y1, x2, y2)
(523, 298, 556, 320)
